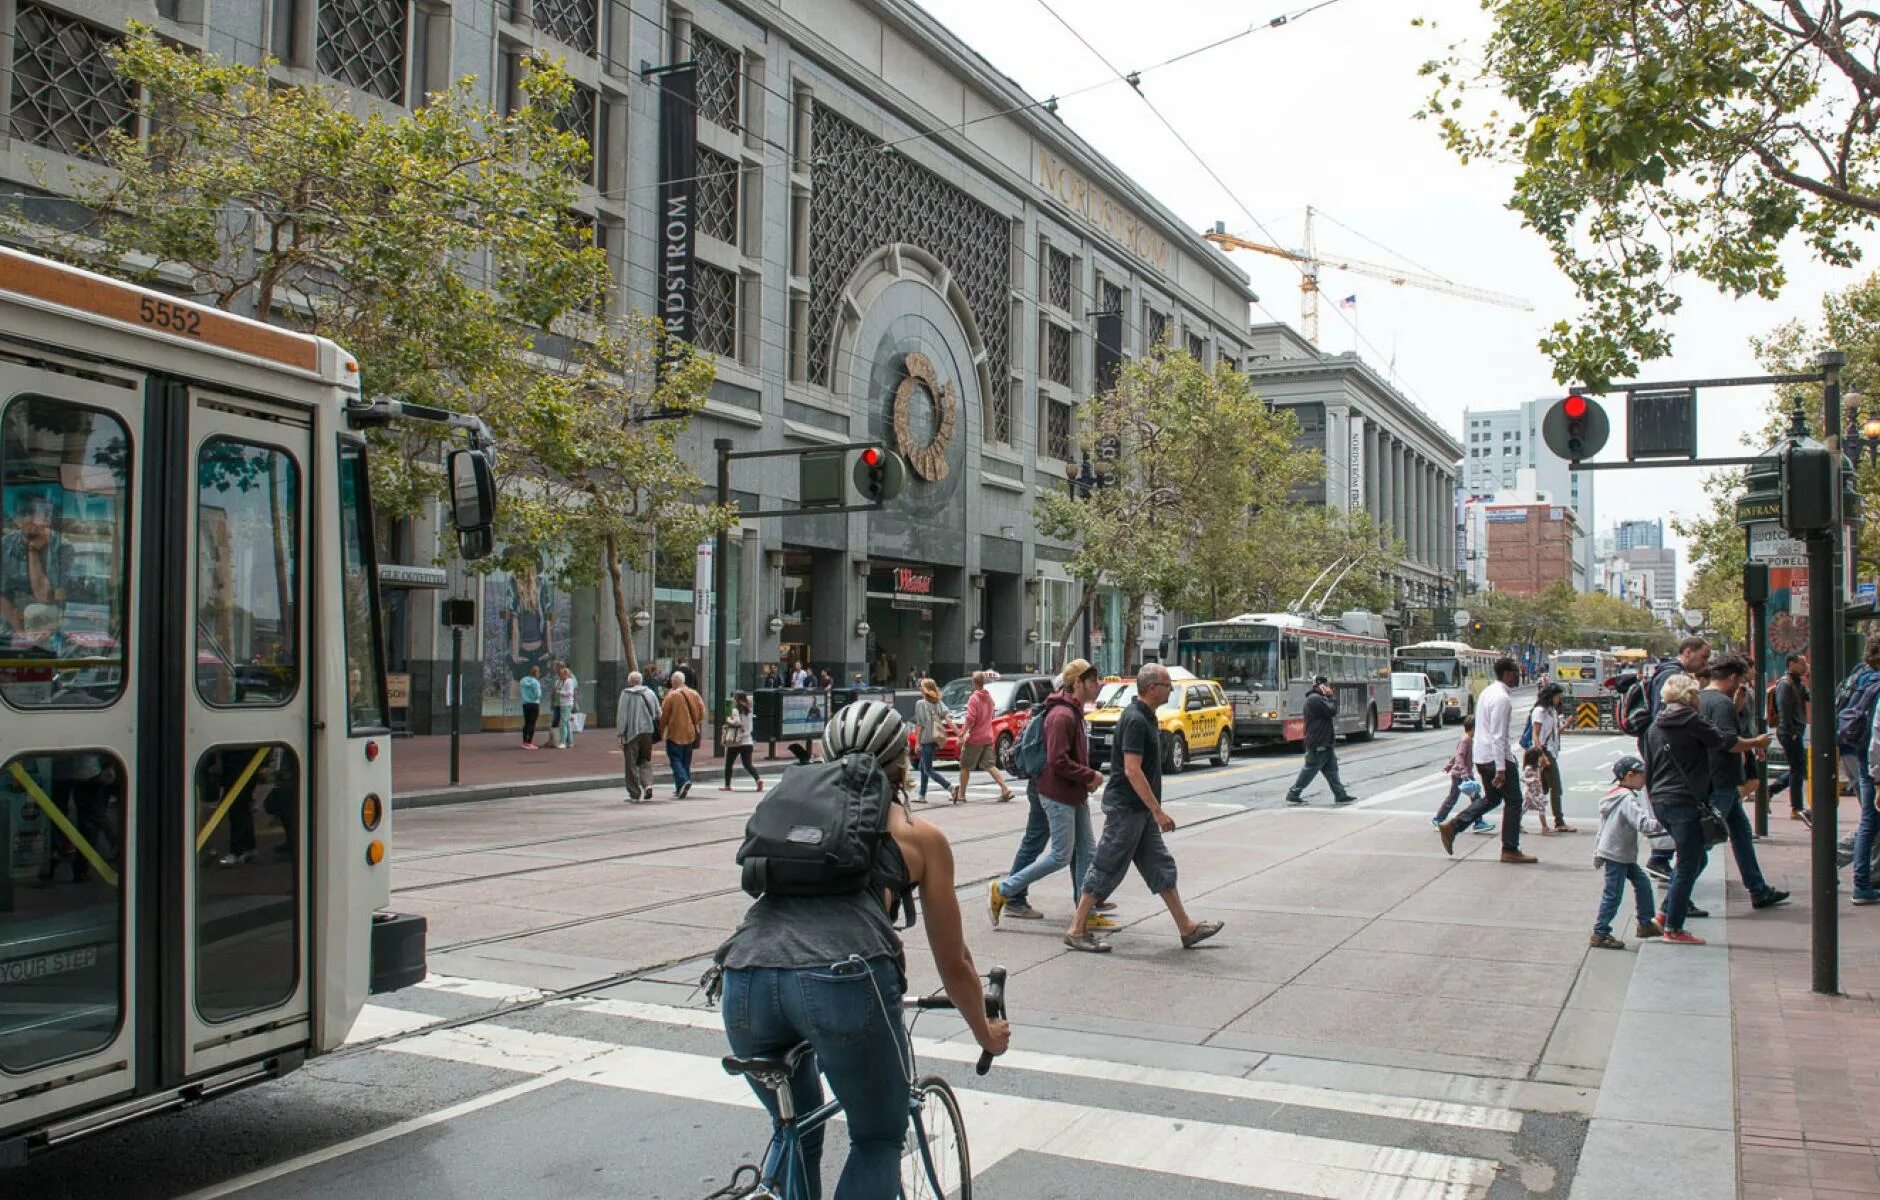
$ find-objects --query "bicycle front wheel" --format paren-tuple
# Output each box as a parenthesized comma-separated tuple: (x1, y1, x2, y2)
(902, 1075, 971, 1200)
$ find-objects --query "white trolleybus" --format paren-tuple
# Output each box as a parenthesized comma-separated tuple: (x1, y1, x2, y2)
(1548, 649, 1619, 702)
(0, 247, 497, 1162)
(1391, 641, 1498, 724)
(1175, 609, 1392, 747)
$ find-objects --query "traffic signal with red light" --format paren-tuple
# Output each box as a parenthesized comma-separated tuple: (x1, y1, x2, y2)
(1541, 392, 1610, 461)
(852, 445, 908, 503)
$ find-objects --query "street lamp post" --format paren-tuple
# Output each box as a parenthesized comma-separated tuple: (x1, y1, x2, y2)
(1065, 450, 1114, 663)
(1843, 392, 1880, 465)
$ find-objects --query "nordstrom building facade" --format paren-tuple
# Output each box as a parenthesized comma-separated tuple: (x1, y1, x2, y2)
(0, 0, 1257, 729)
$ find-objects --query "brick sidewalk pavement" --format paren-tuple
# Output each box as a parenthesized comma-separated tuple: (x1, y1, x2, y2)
(389, 729, 802, 796)
(1732, 808, 1880, 1200)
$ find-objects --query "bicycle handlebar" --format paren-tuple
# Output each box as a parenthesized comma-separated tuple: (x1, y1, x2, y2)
(911, 967, 1008, 1075)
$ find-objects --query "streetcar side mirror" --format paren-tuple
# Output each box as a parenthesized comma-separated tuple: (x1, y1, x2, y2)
(448, 449, 497, 535)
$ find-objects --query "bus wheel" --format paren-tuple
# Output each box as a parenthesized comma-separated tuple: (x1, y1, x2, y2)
(1351, 706, 1378, 742)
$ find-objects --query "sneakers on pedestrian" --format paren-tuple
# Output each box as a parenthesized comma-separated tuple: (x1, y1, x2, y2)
(1333, 794, 1358, 805)
(1589, 932, 1626, 950)
(1181, 919, 1224, 949)
(216, 851, 253, 867)
(1086, 913, 1119, 930)
(1430, 816, 1443, 828)
(1499, 850, 1538, 864)
(1686, 903, 1709, 919)
(1662, 929, 1706, 945)
(1002, 901, 1045, 921)
(1437, 821, 1458, 856)
(1853, 888, 1880, 905)
(1636, 919, 1664, 939)
(987, 881, 1006, 928)
(1471, 820, 1496, 835)
(1094, 900, 1117, 913)
(1285, 793, 1306, 805)
(1645, 862, 1672, 884)
(1063, 931, 1112, 953)
(1752, 889, 1792, 910)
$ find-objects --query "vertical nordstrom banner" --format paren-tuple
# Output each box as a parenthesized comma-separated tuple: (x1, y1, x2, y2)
(657, 63, 698, 370)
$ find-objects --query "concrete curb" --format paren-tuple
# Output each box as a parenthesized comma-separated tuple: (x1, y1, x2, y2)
(393, 758, 798, 809)
(1567, 868, 1737, 1200)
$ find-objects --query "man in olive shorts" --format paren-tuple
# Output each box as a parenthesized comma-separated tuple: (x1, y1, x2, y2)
(1063, 662, 1224, 953)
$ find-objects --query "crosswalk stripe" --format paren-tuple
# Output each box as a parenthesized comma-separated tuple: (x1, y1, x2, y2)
(343, 1003, 446, 1045)
(570, 997, 1522, 1132)
(414, 974, 551, 1003)
(383, 1021, 1499, 1200)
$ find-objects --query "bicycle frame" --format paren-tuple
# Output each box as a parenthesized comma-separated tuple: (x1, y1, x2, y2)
(747, 1088, 939, 1200)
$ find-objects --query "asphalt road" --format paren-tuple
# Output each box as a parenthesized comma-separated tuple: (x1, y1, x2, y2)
(10, 695, 1649, 1200)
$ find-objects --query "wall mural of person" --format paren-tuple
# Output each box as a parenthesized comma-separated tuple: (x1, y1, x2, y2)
(482, 556, 571, 722)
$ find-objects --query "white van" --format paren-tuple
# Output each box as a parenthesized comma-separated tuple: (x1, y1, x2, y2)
(1390, 671, 1440, 731)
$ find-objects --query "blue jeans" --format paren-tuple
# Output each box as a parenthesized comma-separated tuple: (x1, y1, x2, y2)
(1855, 762, 1879, 892)
(721, 958, 909, 1200)
(1003, 780, 1050, 905)
(1778, 733, 1806, 811)
(1713, 789, 1772, 900)
(916, 742, 950, 798)
(1658, 802, 1709, 930)
(1594, 859, 1656, 936)
(999, 796, 1094, 903)
(667, 740, 695, 791)
(1286, 746, 1353, 803)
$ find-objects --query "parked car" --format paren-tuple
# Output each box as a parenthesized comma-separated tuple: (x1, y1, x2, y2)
(1086, 677, 1233, 774)
(1390, 671, 1440, 731)
(906, 674, 1055, 770)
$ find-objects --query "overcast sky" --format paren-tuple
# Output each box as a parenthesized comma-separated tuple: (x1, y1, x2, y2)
(918, 0, 1873, 584)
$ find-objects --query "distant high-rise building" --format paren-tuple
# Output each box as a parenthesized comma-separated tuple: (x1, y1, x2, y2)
(1615, 519, 1664, 551)
(1458, 400, 1597, 589)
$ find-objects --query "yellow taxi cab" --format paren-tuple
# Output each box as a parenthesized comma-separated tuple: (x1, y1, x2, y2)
(1085, 675, 1234, 773)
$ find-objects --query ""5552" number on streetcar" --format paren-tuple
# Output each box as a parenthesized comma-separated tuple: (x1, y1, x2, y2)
(138, 295, 203, 337)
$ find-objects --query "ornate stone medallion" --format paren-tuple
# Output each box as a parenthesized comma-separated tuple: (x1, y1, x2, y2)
(891, 351, 957, 482)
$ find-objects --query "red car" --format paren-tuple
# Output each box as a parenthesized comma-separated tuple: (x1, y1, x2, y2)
(906, 674, 1056, 771)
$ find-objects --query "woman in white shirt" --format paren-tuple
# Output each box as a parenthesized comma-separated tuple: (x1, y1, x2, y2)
(554, 665, 578, 749)
(1526, 684, 1573, 832)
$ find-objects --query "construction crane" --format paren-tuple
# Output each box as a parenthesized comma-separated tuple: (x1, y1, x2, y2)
(1204, 208, 1533, 345)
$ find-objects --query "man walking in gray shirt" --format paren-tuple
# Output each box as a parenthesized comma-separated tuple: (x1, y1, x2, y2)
(615, 671, 660, 802)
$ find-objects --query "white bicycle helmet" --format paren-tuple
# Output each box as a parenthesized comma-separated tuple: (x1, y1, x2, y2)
(822, 699, 909, 765)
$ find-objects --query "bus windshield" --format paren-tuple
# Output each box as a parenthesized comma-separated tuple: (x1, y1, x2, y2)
(1395, 655, 1461, 687)
(1178, 636, 1278, 689)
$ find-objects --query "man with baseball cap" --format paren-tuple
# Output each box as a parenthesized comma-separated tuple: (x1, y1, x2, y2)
(989, 659, 1107, 926)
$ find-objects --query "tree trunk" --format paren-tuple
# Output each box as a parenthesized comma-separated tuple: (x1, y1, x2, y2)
(1055, 584, 1093, 663)
(604, 533, 640, 675)
(1123, 591, 1145, 671)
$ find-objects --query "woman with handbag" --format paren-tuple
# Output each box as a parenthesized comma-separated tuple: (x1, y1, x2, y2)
(1645, 673, 1771, 944)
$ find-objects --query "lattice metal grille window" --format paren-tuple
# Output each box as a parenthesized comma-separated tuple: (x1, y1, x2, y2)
(1044, 322, 1072, 388)
(553, 83, 599, 182)
(1046, 247, 1072, 311)
(317, 0, 409, 103)
(1099, 279, 1121, 316)
(693, 262, 738, 358)
(987, 380, 1014, 446)
(806, 103, 1010, 398)
(1187, 332, 1205, 360)
(696, 146, 739, 244)
(694, 29, 741, 131)
(1045, 398, 1073, 461)
(1148, 309, 1169, 347)
(532, 0, 596, 54)
(8, 4, 135, 161)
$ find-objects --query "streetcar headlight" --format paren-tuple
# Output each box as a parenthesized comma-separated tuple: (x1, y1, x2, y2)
(361, 792, 384, 831)
(366, 840, 385, 866)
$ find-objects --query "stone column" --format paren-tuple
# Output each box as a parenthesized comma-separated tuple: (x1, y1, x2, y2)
(1366, 423, 1382, 525)
(1393, 439, 1408, 548)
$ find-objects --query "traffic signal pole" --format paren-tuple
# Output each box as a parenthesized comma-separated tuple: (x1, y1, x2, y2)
(1810, 352, 1845, 995)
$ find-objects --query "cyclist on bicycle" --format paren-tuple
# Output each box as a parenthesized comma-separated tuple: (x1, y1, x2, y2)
(713, 700, 1010, 1199)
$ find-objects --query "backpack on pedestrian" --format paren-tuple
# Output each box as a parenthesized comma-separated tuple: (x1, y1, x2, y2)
(1835, 669, 1880, 749)
(1011, 709, 1049, 779)
(1519, 703, 1538, 751)
(1614, 674, 1652, 738)
(733, 751, 916, 924)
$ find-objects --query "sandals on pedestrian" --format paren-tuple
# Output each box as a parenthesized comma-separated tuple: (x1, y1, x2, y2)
(1181, 919, 1224, 949)
(1063, 931, 1111, 953)
(997, 789, 1015, 803)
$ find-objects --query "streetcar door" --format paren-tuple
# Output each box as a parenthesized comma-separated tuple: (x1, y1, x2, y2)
(177, 392, 312, 1077)
(0, 362, 145, 1131)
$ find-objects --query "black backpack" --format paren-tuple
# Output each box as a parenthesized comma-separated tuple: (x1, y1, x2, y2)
(734, 752, 916, 924)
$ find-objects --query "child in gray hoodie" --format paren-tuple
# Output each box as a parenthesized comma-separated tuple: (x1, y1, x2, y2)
(1592, 756, 1668, 949)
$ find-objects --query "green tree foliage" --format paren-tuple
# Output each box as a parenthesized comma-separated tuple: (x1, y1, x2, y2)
(1034, 348, 1318, 668)
(1568, 591, 1677, 655)
(1420, 2, 1880, 387)
(1224, 506, 1405, 618)
(5, 29, 729, 671)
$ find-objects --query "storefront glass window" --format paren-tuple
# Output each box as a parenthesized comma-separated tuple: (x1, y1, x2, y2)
(481, 555, 571, 726)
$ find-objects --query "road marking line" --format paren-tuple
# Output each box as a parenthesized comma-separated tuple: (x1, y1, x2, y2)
(1345, 771, 1448, 809)
(342, 1003, 446, 1045)
(568, 998, 1520, 1131)
(414, 974, 551, 1003)
(384, 1024, 1499, 1200)
(175, 1074, 562, 1199)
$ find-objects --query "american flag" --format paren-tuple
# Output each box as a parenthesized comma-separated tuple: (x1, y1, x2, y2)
(1337, 294, 1358, 310)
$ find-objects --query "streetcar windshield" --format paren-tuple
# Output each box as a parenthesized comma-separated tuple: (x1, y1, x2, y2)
(1177, 636, 1278, 689)
(1395, 656, 1460, 687)
(337, 443, 387, 732)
